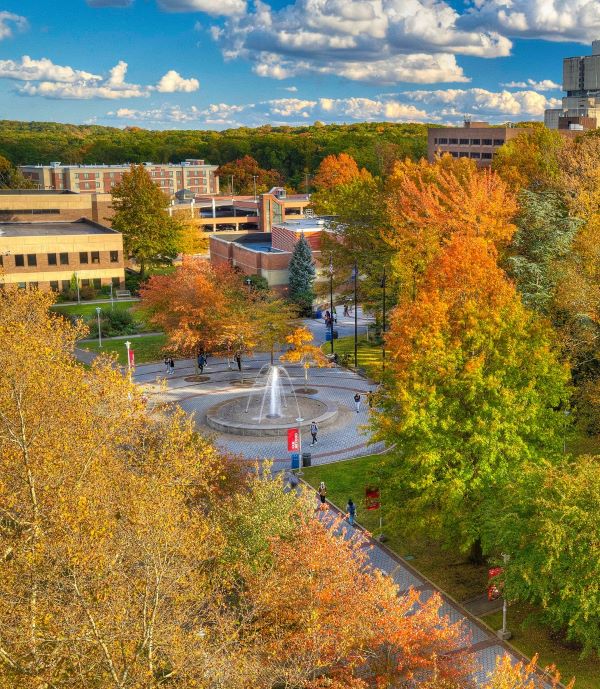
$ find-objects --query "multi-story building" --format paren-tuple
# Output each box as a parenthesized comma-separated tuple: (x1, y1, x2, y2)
(545, 40, 600, 130)
(0, 189, 114, 224)
(0, 218, 125, 292)
(19, 159, 220, 196)
(428, 121, 527, 166)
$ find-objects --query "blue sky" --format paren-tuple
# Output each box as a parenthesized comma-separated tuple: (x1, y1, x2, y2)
(0, 0, 597, 129)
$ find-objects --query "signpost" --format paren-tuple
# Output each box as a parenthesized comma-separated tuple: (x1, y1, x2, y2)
(288, 427, 302, 474)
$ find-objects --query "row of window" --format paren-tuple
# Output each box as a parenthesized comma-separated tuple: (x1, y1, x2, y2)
(9, 277, 121, 291)
(448, 151, 493, 159)
(434, 137, 505, 146)
(1, 250, 119, 268)
(0, 209, 61, 215)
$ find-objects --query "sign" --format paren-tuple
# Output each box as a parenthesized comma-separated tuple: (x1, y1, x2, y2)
(487, 566, 504, 601)
(128, 348, 135, 369)
(287, 428, 300, 453)
(365, 486, 380, 511)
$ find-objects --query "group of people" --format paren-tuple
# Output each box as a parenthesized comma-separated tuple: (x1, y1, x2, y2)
(163, 357, 175, 375)
(324, 308, 337, 328)
(317, 482, 356, 525)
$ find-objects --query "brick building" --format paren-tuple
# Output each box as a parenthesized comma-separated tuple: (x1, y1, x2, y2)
(0, 218, 125, 292)
(20, 159, 219, 196)
(0, 190, 114, 224)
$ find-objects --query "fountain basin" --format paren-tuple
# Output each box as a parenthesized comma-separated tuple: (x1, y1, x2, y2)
(205, 395, 338, 437)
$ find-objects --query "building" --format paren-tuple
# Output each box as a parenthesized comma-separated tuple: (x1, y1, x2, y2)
(428, 121, 527, 165)
(545, 40, 600, 130)
(0, 218, 125, 292)
(0, 189, 114, 225)
(209, 216, 328, 291)
(19, 159, 219, 196)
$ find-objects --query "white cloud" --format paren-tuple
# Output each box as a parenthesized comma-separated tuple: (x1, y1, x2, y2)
(501, 78, 561, 91)
(214, 0, 512, 85)
(283, 85, 298, 92)
(462, 0, 600, 44)
(266, 98, 317, 117)
(319, 96, 428, 121)
(157, 0, 246, 15)
(156, 70, 200, 92)
(0, 56, 101, 83)
(0, 11, 28, 40)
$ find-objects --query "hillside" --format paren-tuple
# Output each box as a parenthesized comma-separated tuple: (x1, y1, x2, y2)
(0, 119, 430, 188)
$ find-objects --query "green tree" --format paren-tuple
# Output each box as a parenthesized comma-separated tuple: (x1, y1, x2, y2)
(508, 190, 582, 314)
(110, 164, 182, 276)
(481, 456, 600, 655)
(0, 154, 34, 189)
(288, 233, 315, 316)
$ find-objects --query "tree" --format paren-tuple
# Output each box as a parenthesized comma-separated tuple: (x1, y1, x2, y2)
(312, 152, 363, 191)
(215, 155, 281, 195)
(0, 154, 34, 189)
(373, 235, 571, 558)
(172, 210, 209, 255)
(507, 189, 581, 314)
(111, 164, 183, 276)
(481, 456, 600, 656)
(281, 326, 330, 381)
(483, 655, 573, 689)
(288, 233, 316, 316)
(251, 296, 298, 364)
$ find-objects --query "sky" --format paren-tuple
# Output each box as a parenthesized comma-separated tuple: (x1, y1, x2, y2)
(0, 0, 598, 130)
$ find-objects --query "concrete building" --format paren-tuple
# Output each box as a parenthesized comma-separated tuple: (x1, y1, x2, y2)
(428, 121, 527, 165)
(209, 216, 328, 291)
(19, 159, 219, 196)
(0, 218, 125, 292)
(0, 189, 114, 225)
(545, 40, 600, 130)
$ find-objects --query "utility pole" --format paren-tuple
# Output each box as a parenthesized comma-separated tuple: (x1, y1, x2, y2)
(353, 262, 358, 369)
(381, 267, 386, 372)
(229, 174, 234, 194)
(304, 172, 310, 194)
(253, 175, 258, 201)
(329, 255, 334, 355)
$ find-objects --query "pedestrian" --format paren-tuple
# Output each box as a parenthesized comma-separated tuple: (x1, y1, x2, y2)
(197, 353, 206, 373)
(168, 357, 175, 376)
(343, 303, 349, 317)
(310, 420, 318, 445)
(164, 356, 170, 374)
(354, 392, 361, 413)
(332, 307, 337, 324)
(318, 481, 327, 509)
(325, 310, 331, 323)
(235, 353, 242, 371)
(346, 498, 356, 526)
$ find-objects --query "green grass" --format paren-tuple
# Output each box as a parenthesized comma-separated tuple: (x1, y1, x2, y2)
(323, 335, 384, 381)
(51, 300, 138, 319)
(302, 453, 489, 602)
(80, 333, 168, 365)
(483, 604, 599, 689)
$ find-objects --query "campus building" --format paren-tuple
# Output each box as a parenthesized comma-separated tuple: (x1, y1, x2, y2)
(0, 189, 114, 224)
(427, 121, 527, 166)
(545, 40, 600, 131)
(19, 159, 219, 195)
(209, 216, 328, 291)
(0, 218, 125, 292)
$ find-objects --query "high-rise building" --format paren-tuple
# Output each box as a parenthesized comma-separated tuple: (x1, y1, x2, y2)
(19, 160, 219, 196)
(545, 40, 600, 130)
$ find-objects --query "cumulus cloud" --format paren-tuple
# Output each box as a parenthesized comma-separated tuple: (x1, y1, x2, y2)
(156, 70, 200, 92)
(2, 57, 200, 100)
(157, 0, 246, 15)
(501, 78, 561, 91)
(462, 0, 600, 44)
(107, 102, 251, 126)
(0, 11, 29, 40)
(213, 0, 512, 85)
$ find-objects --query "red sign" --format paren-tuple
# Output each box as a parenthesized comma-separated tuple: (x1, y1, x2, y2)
(487, 567, 504, 601)
(287, 428, 300, 452)
(365, 487, 380, 511)
(128, 348, 135, 368)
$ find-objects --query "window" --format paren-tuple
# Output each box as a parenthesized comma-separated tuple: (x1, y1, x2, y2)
(450, 152, 459, 157)
(28, 282, 38, 289)
(61, 280, 70, 291)
(79, 252, 89, 264)
(493, 139, 505, 146)
(47, 253, 57, 266)
(27, 254, 37, 267)
(93, 278, 101, 288)
(50, 280, 59, 291)
(60, 252, 69, 265)
(449, 138, 458, 144)
(91, 251, 100, 264)
(15, 254, 24, 267)
(481, 152, 493, 160)
(112, 277, 121, 287)
(438, 137, 448, 144)
(17, 282, 26, 289)
(81, 279, 90, 287)
(459, 152, 469, 158)
(482, 138, 493, 145)
(459, 138, 469, 145)
(470, 139, 481, 145)
(470, 152, 481, 159)
(110, 250, 119, 263)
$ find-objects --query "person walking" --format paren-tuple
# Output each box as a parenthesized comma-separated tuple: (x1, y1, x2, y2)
(332, 307, 337, 324)
(318, 481, 327, 509)
(354, 392, 361, 413)
(168, 357, 175, 376)
(343, 303, 349, 318)
(235, 353, 242, 371)
(346, 498, 356, 526)
(310, 420, 318, 445)
(197, 353, 206, 374)
(164, 356, 170, 375)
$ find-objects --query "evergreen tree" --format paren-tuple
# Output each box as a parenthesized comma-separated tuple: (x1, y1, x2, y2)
(287, 233, 315, 316)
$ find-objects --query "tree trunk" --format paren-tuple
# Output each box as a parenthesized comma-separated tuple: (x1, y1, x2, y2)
(468, 538, 485, 565)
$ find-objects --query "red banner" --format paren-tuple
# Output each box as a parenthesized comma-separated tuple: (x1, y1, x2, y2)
(287, 428, 300, 452)
(128, 349, 135, 368)
(365, 487, 380, 511)
(487, 567, 504, 601)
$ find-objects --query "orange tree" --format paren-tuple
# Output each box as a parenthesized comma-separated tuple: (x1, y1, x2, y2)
(216, 155, 282, 195)
(372, 234, 571, 560)
(281, 326, 330, 381)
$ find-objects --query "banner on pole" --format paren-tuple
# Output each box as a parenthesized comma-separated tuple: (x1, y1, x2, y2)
(287, 428, 300, 453)
(128, 349, 135, 369)
(365, 486, 380, 511)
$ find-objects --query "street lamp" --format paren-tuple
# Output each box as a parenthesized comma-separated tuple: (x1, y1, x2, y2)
(497, 553, 512, 641)
(252, 175, 258, 201)
(124, 340, 132, 376)
(329, 255, 334, 355)
(96, 307, 102, 348)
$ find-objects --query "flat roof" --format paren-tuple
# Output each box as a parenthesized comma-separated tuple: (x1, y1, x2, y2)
(272, 217, 334, 232)
(0, 219, 118, 237)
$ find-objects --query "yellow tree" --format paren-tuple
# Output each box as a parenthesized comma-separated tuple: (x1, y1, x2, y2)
(281, 326, 330, 382)
(172, 210, 209, 255)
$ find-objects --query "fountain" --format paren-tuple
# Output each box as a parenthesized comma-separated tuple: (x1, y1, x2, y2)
(205, 363, 338, 437)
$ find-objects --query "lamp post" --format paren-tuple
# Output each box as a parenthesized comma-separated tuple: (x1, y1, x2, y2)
(96, 307, 102, 348)
(497, 553, 512, 641)
(329, 255, 334, 355)
(75, 271, 80, 304)
(352, 262, 358, 369)
(124, 340, 132, 376)
(380, 268, 387, 372)
(253, 175, 258, 201)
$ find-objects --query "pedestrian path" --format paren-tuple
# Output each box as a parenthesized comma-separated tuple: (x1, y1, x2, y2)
(310, 487, 556, 689)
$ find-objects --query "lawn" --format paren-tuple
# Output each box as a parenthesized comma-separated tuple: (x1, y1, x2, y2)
(52, 300, 138, 319)
(301, 453, 489, 602)
(482, 603, 599, 689)
(323, 335, 384, 381)
(80, 333, 168, 365)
